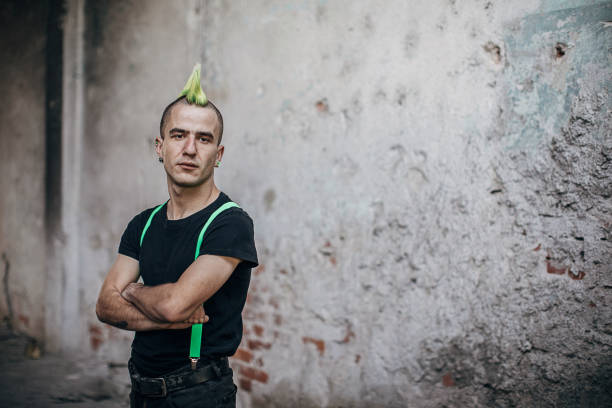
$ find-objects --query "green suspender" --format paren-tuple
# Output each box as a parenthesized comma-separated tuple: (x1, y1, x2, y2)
(189, 201, 239, 361)
(140, 201, 240, 365)
(140, 203, 165, 246)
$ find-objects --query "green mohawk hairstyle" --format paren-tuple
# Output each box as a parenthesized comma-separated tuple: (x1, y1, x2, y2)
(179, 63, 208, 106)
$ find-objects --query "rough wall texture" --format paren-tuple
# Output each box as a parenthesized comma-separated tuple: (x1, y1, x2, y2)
(199, 1, 611, 407)
(1, 0, 610, 407)
(0, 1, 47, 340)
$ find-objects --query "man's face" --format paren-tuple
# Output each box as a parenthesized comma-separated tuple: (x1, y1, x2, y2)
(156, 103, 224, 188)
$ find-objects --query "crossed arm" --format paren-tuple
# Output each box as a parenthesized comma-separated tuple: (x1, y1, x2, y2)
(95, 254, 240, 331)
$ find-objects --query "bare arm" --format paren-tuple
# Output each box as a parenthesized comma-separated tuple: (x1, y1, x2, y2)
(122, 254, 241, 323)
(96, 254, 206, 331)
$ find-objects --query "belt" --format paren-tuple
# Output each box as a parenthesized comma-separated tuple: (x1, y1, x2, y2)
(129, 358, 229, 398)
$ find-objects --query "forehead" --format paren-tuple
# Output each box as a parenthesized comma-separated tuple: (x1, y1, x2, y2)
(166, 103, 220, 139)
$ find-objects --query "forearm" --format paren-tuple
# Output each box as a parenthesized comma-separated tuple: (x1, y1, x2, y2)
(96, 289, 188, 331)
(123, 283, 193, 323)
(121, 255, 241, 323)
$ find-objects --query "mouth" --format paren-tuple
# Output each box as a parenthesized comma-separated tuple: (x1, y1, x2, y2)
(177, 162, 199, 170)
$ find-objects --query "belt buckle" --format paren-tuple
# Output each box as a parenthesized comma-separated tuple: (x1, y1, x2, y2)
(190, 357, 199, 371)
(147, 377, 167, 398)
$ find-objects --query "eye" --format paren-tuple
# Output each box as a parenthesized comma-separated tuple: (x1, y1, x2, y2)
(171, 133, 183, 139)
(199, 136, 212, 143)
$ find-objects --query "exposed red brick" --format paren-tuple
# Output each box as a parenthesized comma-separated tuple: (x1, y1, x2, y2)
(17, 314, 29, 326)
(315, 100, 329, 112)
(254, 264, 265, 276)
(256, 357, 264, 367)
(330, 256, 337, 266)
(324, 241, 332, 247)
(241, 366, 269, 383)
(244, 310, 267, 320)
(268, 298, 279, 309)
(247, 339, 271, 350)
(91, 335, 103, 350)
(239, 377, 252, 392)
(546, 261, 567, 275)
(442, 373, 455, 387)
(273, 314, 282, 326)
(233, 348, 253, 363)
(247, 293, 265, 306)
(355, 354, 361, 363)
(302, 336, 325, 355)
(253, 324, 264, 337)
(89, 324, 104, 350)
(568, 269, 585, 280)
(238, 378, 252, 392)
(279, 269, 288, 275)
(341, 324, 355, 344)
(533, 244, 541, 251)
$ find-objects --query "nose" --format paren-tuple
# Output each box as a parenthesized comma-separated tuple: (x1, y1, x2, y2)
(183, 135, 197, 155)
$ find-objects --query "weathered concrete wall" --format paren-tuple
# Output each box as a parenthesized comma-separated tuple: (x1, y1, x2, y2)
(0, 1, 48, 340)
(1, 0, 610, 407)
(198, 1, 611, 407)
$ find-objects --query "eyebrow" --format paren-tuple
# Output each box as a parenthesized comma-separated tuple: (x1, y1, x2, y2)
(169, 128, 214, 139)
(196, 131, 214, 139)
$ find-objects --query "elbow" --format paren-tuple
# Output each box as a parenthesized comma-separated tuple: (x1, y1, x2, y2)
(95, 299, 108, 324)
(157, 299, 191, 323)
(95, 290, 117, 325)
(95, 287, 119, 324)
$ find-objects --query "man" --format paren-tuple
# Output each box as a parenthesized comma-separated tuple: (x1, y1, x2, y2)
(96, 65, 258, 408)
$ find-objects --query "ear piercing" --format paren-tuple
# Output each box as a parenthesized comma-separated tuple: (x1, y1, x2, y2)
(215, 160, 221, 167)
(158, 157, 163, 163)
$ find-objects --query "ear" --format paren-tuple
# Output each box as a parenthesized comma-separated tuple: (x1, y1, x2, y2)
(155, 137, 163, 159)
(215, 145, 225, 166)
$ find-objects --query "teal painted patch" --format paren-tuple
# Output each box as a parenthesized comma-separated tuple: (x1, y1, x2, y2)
(502, 3, 611, 150)
(538, 0, 611, 14)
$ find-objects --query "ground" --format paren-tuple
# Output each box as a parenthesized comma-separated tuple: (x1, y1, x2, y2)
(0, 323, 128, 407)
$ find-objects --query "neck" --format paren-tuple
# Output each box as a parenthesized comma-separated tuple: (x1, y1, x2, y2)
(166, 178, 220, 220)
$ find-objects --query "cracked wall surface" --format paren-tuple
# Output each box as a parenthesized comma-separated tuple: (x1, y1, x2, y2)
(0, 0, 610, 407)
(0, 1, 47, 340)
(199, 1, 611, 407)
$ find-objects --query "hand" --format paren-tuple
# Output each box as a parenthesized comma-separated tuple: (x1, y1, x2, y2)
(121, 282, 143, 301)
(165, 322, 192, 330)
(184, 304, 209, 324)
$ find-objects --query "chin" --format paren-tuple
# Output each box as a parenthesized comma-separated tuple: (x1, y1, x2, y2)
(174, 179, 205, 188)
(169, 174, 209, 188)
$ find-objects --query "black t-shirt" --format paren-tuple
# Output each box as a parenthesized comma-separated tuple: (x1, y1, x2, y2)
(118, 192, 258, 377)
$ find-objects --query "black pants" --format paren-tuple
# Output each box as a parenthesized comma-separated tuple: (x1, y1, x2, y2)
(129, 360, 237, 408)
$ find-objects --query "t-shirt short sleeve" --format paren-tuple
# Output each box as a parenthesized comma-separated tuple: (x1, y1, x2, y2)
(198, 209, 258, 268)
(118, 213, 144, 261)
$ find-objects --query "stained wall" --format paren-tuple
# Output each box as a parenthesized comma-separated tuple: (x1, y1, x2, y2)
(0, 1, 48, 341)
(200, 1, 611, 406)
(0, 1, 610, 407)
